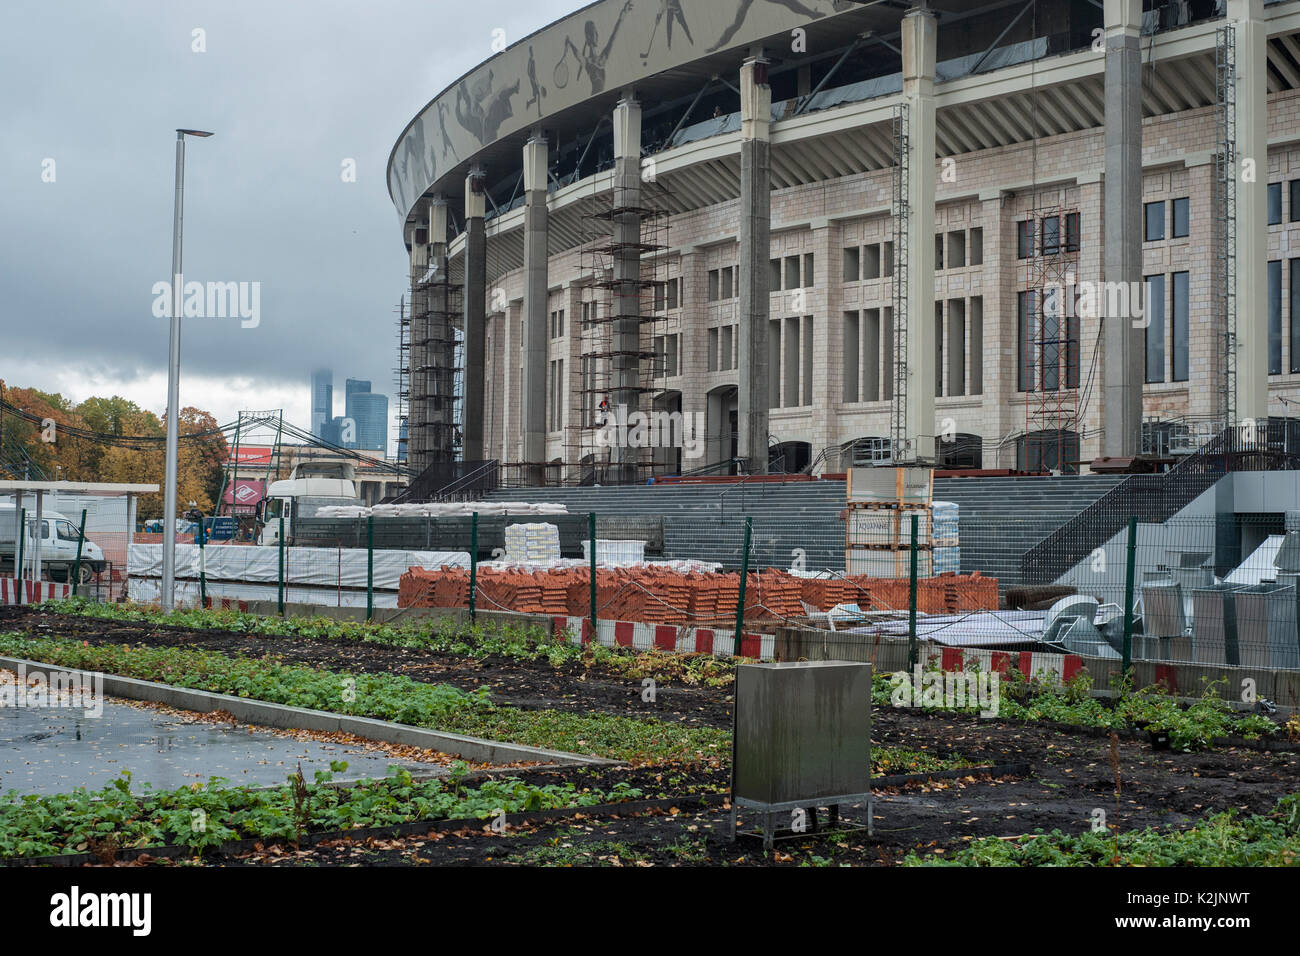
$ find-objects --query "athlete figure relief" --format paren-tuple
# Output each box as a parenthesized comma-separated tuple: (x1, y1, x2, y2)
(709, 0, 824, 54)
(525, 45, 548, 117)
(642, 0, 694, 59)
(554, 0, 634, 96)
(454, 69, 521, 145)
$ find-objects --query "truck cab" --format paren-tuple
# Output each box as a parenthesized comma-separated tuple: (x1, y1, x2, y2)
(258, 477, 359, 546)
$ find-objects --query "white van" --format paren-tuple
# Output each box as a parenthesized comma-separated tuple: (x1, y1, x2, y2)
(0, 506, 107, 584)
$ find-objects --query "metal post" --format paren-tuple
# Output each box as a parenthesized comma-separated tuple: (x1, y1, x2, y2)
(468, 512, 479, 622)
(365, 514, 374, 622)
(162, 133, 186, 612)
(1122, 516, 1138, 674)
(278, 514, 286, 615)
(907, 513, 920, 668)
(71, 509, 87, 598)
(734, 516, 753, 657)
(588, 511, 597, 640)
(15, 507, 26, 599)
(197, 516, 207, 608)
(161, 127, 211, 612)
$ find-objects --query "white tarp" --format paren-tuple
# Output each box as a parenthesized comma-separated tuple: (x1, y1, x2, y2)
(127, 577, 399, 609)
(128, 543, 468, 590)
(315, 501, 568, 518)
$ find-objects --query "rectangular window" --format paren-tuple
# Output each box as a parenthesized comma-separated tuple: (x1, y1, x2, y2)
(721, 324, 734, 371)
(784, 316, 800, 407)
(1291, 181, 1300, 223)
(947, 298, 966, 397)
(770, 258, 782, 290)
(1293, 259, 1300, 374)
(653, 282, 666, 312)
(802, 316, 814, 406)
(721, 266, 735, 299)
(1269, 260, 1282, 375)
(1041, 216, 1060, 256)
(883, 242, 895, 277)
(1041, 285, 1061, 391)
(1145, 201, 1165, 242)
(784, 256, 800, 291)
(1017, 291, 1035, 391)
(864, 244, 882, 280)
(882, 306, 894, 401)
(864, 308, 881, 402)
(1065, 213, 1080, 252)
(707, 269, 719, 301)
(1171, 271, 1189, 382)
(1145, 274, 1166, 383)
(843, 311, 860, 402)
(1017, 220, 1034, 259)
(935, 302, 943, 398)
(969, 297, 983, 395)
(707, 327, 719, 372)
(803, 254, 815, 288)
(947, 231, 966, 269)
(843, 247, 860, 283)
(581, 356, 594, 426)
(1268, 183, 1282, 226)
(1171, 197, 1189, 238)
(969, 228, 984, 267)
(667, 277, 679, 310)
(935, 234, 944, 271)
(666, 333, 679, 377)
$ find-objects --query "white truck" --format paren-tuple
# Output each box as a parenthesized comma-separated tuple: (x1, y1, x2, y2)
(0, 506, 107, 584)
(257, 477, 360, 546)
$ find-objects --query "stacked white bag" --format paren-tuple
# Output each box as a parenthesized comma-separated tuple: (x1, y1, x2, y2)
(504, 522, 562, 562)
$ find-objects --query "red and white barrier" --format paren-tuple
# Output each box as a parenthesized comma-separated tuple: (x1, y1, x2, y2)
(0, 577, 72, 606)
(929, 646, 1084, 685)
(552, 616, 774, 660)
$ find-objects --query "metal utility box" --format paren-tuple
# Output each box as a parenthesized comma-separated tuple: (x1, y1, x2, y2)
(1234, 583, 1300, 670)
(731, 661, 872, 847)
(1192, 583, 1246, 666)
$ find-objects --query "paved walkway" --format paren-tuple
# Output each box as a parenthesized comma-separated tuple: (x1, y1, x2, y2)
(0, 698, 442, 795)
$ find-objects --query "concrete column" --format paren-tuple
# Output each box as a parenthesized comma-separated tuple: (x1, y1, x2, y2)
(407, 217, 430, 473)
(902, 9, 937, 462)
(737, 53, 772, 473)
(1102, 0, 1144, 458)
(462, 174, 488, 463)
(426, 196, 457, 468)
(612, 95, 643, 483)
(1231, 0, 1269, 423)
(810, 221, 838, 456)
(522, 132, 549, 479)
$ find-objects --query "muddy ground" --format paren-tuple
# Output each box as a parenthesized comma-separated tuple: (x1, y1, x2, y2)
(3, 607, 1297, 866)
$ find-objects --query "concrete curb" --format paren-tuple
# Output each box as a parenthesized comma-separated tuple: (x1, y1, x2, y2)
(0, 655, 612, 767)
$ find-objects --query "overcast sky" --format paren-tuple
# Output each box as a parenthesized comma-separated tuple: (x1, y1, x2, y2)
(0, 0, 580, 452)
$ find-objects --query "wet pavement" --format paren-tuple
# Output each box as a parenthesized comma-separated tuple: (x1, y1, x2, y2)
(0, 697, 443, 795)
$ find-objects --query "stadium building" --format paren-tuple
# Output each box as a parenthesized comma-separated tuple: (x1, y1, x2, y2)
(388, 0, 1300, 487)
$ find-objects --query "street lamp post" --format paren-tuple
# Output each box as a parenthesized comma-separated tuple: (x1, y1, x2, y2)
(161, 128, 212, 612)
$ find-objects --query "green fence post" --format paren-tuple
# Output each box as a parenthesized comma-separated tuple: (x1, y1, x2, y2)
(278, 515, 286, 616)
(588, 511, 597, 641)
(468, 512, 479, 623)
(197, 517, 207, 608)
(71, 509, 87, 598)
(734, 516, 753, 657)
(15, 508, 26, 594)
(366, 515, 374, 623)
(907, 513, 920, 669)
(1121, 516, 1138, 674)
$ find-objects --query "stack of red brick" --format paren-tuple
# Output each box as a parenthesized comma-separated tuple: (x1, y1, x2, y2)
(399, 566, 998, 623)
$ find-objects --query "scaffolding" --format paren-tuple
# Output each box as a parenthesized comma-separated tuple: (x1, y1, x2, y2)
(1216, 23, 1238, 433)
(890, 102, 910, 463)
(394, 296, 410, 464)
(567, 184, 672, 484)
(1023, 201, 1081, 473)
(408, 257, 463, 471)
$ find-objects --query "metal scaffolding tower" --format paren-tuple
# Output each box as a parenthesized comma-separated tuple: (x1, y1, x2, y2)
(1216, 23, 1238, 433)
(890, 102, 910, 462)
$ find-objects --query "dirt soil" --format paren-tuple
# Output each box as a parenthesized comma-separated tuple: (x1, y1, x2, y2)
(4, 607, 1298, 866)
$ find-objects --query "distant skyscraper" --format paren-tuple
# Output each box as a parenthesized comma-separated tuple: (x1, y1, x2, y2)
(346, 381, 389, 454)
(310, 369, 333, 438)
